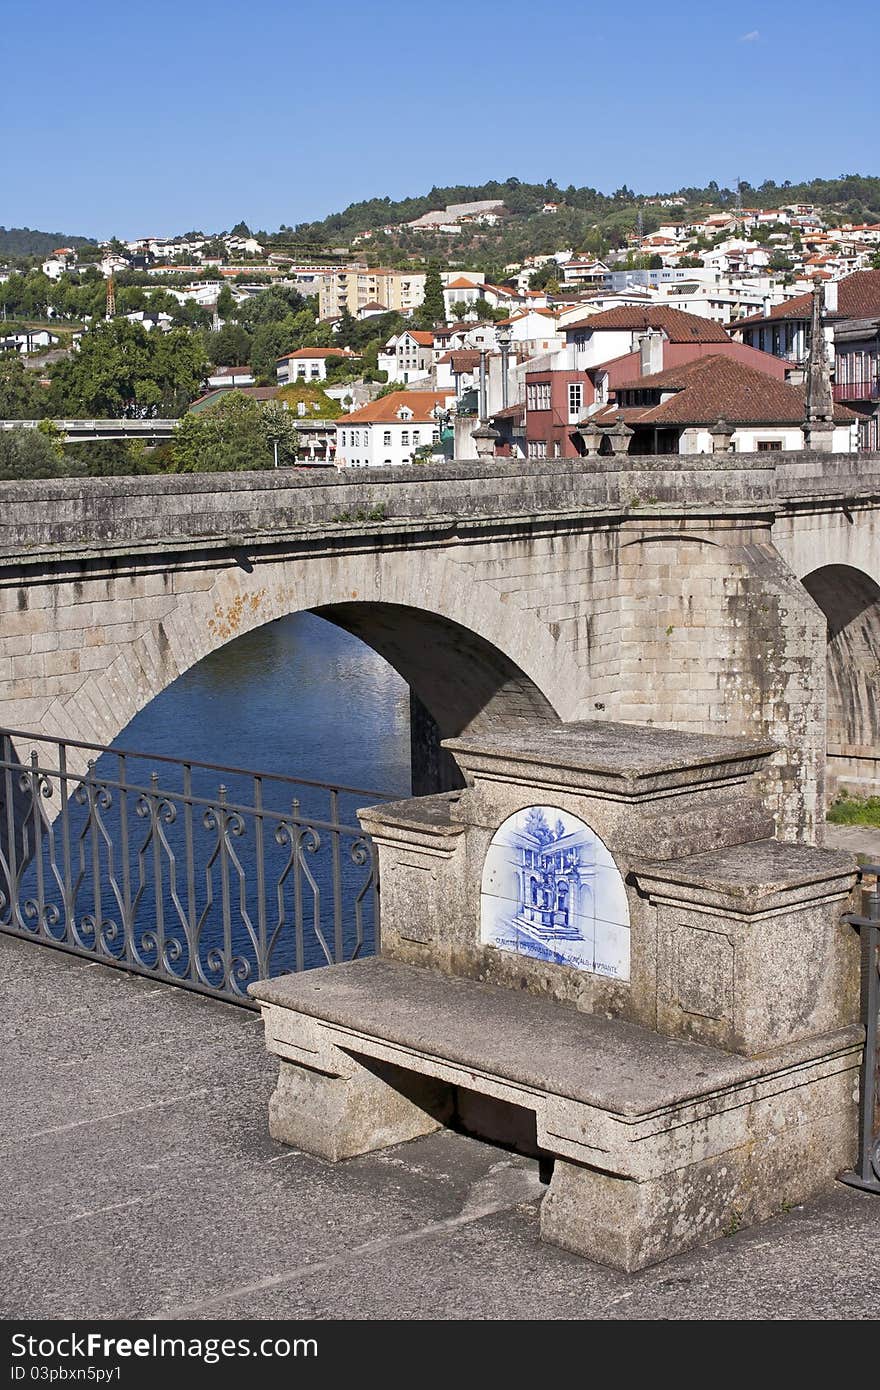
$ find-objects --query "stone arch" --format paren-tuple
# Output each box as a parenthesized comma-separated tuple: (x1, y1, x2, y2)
(802, 564, 880, 799)
(26, 548, 567, 793)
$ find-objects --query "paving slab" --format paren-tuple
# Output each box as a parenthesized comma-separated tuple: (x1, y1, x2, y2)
(1, 934, 877, 1321)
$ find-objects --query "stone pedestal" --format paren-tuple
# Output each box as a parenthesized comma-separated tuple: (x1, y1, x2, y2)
(251, 719, 861, 1272)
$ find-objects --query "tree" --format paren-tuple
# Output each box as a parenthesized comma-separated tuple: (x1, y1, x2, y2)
(47, 320, 208, 417)
(0, 424, 65, 480)
(171, 392, 298, 472)
(0, 354, 48, 418)
(472, 296, 507, 322)
(418, 263, 445, 328)
(334, 307, 358, 347)
(216, 284, 235, 320)
(522, 807, 552, 846)
(208, 322, 253, 367)
(230, 221, 252, 239)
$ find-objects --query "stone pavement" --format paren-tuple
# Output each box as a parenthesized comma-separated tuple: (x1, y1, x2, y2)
(825, 822, 880, 861)
(1, 933, 877, 1322)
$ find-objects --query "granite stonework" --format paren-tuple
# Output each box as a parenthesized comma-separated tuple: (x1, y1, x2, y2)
(251, 719, 863, 1272)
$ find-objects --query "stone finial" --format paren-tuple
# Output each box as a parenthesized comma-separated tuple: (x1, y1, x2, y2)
(471, 421, 500, 459)
(578, 420, 604, 457)
(603, 414, 634, 457)
(804, 283, 835, 452)
(709, 416, 735, 453)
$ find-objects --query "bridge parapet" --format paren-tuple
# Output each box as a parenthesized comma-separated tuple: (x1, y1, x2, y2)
(0, 451, 878, 556)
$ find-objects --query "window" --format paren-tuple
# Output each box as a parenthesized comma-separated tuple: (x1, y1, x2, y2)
(412, 430, 420, 446)
(757, 440, 783, 451)
(401, 431, 409, 445)
(383, 430, 391, 446)
(568, 382, 583, 420)
(527, 440, 547, 459)
(526, 381, 551, 411)
(340, 431, 346, 447)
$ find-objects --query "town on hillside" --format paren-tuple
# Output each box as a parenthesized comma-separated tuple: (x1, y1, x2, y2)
(2, 179, 880, 477)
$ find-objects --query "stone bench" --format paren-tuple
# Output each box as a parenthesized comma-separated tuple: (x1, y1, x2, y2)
(250, 956, 861, 1272)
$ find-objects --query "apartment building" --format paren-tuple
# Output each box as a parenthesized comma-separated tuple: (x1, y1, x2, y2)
(318, 267, 427, 319)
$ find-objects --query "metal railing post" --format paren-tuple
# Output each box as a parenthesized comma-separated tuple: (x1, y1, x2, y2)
(841, 863, 880, 1195)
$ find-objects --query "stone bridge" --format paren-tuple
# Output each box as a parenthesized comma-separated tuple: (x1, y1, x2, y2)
(0, 451, 878, 842)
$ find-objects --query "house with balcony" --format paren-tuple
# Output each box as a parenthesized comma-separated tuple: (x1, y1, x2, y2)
(514, 317, 790, 461)
(730, 270, 880, 447)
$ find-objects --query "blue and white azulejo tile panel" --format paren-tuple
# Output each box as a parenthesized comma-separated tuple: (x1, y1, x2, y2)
(480, 806, 630, 981)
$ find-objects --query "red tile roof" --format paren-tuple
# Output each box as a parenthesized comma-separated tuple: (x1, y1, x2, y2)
(563, 305, 731, 342)
(606, 354, 858, 426)
(400, 330, 434, 345)
(338, 390, 451, 425)
(278, 346, 354, 360)
(734, 270, 880, 329)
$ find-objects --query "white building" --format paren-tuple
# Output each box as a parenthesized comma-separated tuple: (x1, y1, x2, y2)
(276, 347, 357, 384)
(0, 328, 60, 354)
(206, 365, 255, 388)
(335, 389, 454, 468)
(377, 330, 434, 383)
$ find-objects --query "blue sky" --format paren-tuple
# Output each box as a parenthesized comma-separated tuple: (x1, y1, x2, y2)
(3, 0, 878, 239)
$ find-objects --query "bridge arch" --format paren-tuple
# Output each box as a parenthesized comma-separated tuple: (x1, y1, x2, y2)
(18, 548, 568, 791)
(801, 564, 880, 799)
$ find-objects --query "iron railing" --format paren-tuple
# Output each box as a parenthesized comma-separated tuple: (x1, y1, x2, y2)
(0, 728, 396, 1008)
(833, 380, 880, 402)
(842, 863, 880, 1195)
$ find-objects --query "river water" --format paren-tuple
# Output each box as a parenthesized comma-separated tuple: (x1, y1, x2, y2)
(118, 610, 412, 797)
(12, 613, 413, 994)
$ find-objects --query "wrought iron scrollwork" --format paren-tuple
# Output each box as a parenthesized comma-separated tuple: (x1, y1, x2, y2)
(0, 725, 392, 1007)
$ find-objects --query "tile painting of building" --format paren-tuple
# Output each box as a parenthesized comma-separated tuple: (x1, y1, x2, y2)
(480, 806, 630, 980)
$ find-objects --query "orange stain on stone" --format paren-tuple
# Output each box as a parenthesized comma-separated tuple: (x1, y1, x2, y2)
(207, 588, 267, 642)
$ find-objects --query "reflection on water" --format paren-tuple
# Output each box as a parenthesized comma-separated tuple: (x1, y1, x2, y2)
(118, 611, 412, 796)
(11, 612, 413, 995)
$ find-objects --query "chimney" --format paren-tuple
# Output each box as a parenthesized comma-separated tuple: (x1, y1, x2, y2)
(823, 280, 838, 313)
(638, 328, 663, 376)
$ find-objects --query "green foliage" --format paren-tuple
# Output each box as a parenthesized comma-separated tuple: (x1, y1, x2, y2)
(323, 353, 363, 385)
(216, 284, 236, 319)
(0, 354, 48, 418)
(172, 392, 298, 472)
(46, 320, 208, 417)
(62, 440, 162, 476)
(0, 425, 65, 480)
(827, 791, 880, 827)
(418, 263, 445, 328)
(334, 307, 358, 347)
(0, 227, 95, 259)
(207, 322, 253, 367)
(261, 172, 880, 276)
(275, 382, 339, 418)
(332, 504, 388, 522)
(472, 296, 507, 322)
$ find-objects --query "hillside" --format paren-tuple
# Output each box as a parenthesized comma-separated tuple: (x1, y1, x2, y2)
(267, 173, 880, 271)
(0, 227, 96, 260)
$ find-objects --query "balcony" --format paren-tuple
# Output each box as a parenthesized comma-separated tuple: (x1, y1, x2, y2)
(833, 381, 880, 402)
